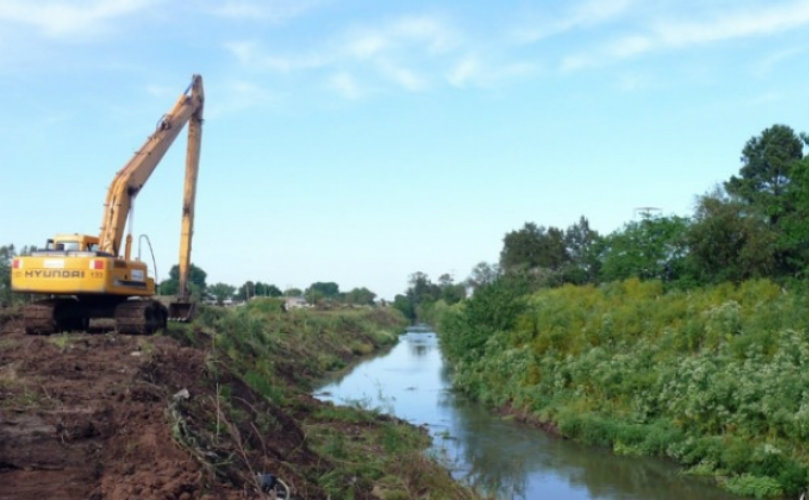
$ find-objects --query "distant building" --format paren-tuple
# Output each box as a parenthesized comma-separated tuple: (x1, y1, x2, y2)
(283, 296, 310, 310)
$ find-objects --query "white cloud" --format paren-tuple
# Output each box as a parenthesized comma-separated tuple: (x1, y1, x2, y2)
(448, 56, 538, 88)
(210, 0, 322, 22)
(743, 91, 783, 106)
(224, 40, 329, 72)
(561, 0, 809, 71)
(377, 59, 427, 92)
(145, 84, 176, 98)
(390, 15, 460, 54)
(616, 72, 655, 92)
(345, 34, 390, 60)
(225, 13, 535, 97)
(448, 55, 481, 88)
(0, 0, 156, 38)
(207, 80, 281, 117)
(654, 1, 809, 47)
(513, 0, 635, 43)
(751, 47, 805, 77)
(327, 72, 362, 100)
(341, 14, 460, 59)
(607, 35, 654, 59)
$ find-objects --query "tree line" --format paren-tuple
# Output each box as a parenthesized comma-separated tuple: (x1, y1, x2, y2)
(501, 124, 807, 288)
(397, 124, 808, 321)
(157, 265, 379, 307)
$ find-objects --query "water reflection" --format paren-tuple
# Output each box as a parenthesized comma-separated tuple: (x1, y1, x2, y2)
(316, 332, 744, 500)
(407, 338, 430, 357)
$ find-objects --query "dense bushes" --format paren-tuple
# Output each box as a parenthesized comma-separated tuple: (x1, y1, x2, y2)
(439, 278, 809, 497)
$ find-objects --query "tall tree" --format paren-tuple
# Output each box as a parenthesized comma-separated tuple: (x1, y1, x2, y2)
(343, 287, 376, 305)
(407, 272, 440, 305)
(236, 280, 255, 301)
(726, 124, 804, 226)
(208, 282, 236, 305)
(723, 124, 807, 278)
(159, 263, 207, 296)
(466, 261, 500, 292)
(437, 273, 466, 305)
(687, 188, 778, 284)
(600, 215, 690, 283)
(254, 282, 282, 297)
(392, 294, 415, 322)
(778, 155, 809, 277)
(563, 216, 603, 284)
(306, 282, 340, 299)
(500, 223, 569, 272)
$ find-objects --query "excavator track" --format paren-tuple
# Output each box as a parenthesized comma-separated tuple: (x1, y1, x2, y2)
(23, 301, 59, 335)
(23, 299, 89, 335)
(115, 300, 167, 335)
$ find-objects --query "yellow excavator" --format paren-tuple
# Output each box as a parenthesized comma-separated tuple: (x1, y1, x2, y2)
(11, 74, 204, 335)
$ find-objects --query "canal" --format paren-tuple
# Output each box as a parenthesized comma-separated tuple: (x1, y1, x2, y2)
(315, 329, 743, 499)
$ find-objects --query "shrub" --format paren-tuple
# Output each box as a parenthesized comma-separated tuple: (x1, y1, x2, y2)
(439, 278, 809, 497)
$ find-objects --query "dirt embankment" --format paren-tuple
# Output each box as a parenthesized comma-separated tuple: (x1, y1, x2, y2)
(0, 304, 475, 500)
(0, 319, 324, 500)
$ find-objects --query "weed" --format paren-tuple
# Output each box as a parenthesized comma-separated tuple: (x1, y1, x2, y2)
(47, 333, 72, 351)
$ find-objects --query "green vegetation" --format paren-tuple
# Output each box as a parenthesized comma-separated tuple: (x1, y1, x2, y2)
(193, 299, 404, 394)
(392, 272, 467, 324)
(306, 405, 472, 500)
(207, 282, 236, 305)
(158, 263, 208, 298)
(169, 301, 476, 499)
(235, 281, 283, 301)
(439, 278, 809, 497)
(0, 244, 36, 307)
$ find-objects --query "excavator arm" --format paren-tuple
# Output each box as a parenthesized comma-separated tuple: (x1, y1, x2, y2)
(98, 75, 204, 259)
(171, 82, 203, 317)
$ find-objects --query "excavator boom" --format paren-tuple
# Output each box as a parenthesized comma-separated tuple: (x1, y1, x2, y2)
(99, 75, 204, 259)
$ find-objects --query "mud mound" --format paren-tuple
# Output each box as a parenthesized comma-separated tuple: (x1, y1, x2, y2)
(0, 324, 325, 500)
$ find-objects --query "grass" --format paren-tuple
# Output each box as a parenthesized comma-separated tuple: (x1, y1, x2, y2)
(47, 332, 73, 351)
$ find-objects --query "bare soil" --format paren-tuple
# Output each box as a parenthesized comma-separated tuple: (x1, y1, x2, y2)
(0, 319, 328, 500)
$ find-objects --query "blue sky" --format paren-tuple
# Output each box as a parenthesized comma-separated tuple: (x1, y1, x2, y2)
(1, 0, 807, 299)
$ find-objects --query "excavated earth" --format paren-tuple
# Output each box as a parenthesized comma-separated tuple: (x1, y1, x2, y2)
(0, 317, 329, 500)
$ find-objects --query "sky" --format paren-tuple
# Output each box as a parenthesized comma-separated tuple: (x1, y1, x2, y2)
(1, 0, 807, 300)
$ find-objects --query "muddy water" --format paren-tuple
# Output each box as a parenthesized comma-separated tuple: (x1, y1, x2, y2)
(315, 330, 743, 500)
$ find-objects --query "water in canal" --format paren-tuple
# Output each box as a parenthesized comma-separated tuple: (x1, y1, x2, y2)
(315, 330, 743, 500)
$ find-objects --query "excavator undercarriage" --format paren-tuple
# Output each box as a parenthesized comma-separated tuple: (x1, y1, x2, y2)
(22, 297, 167, 335)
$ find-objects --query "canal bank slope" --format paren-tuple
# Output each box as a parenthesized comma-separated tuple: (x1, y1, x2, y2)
(0, 300, 476, 499)
(438, 278, 809, 499)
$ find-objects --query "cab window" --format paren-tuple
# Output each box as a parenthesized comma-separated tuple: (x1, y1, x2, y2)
(60, 241, 80, 252)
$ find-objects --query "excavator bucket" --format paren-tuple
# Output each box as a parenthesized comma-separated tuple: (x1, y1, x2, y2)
(168, 301, 196, 322)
